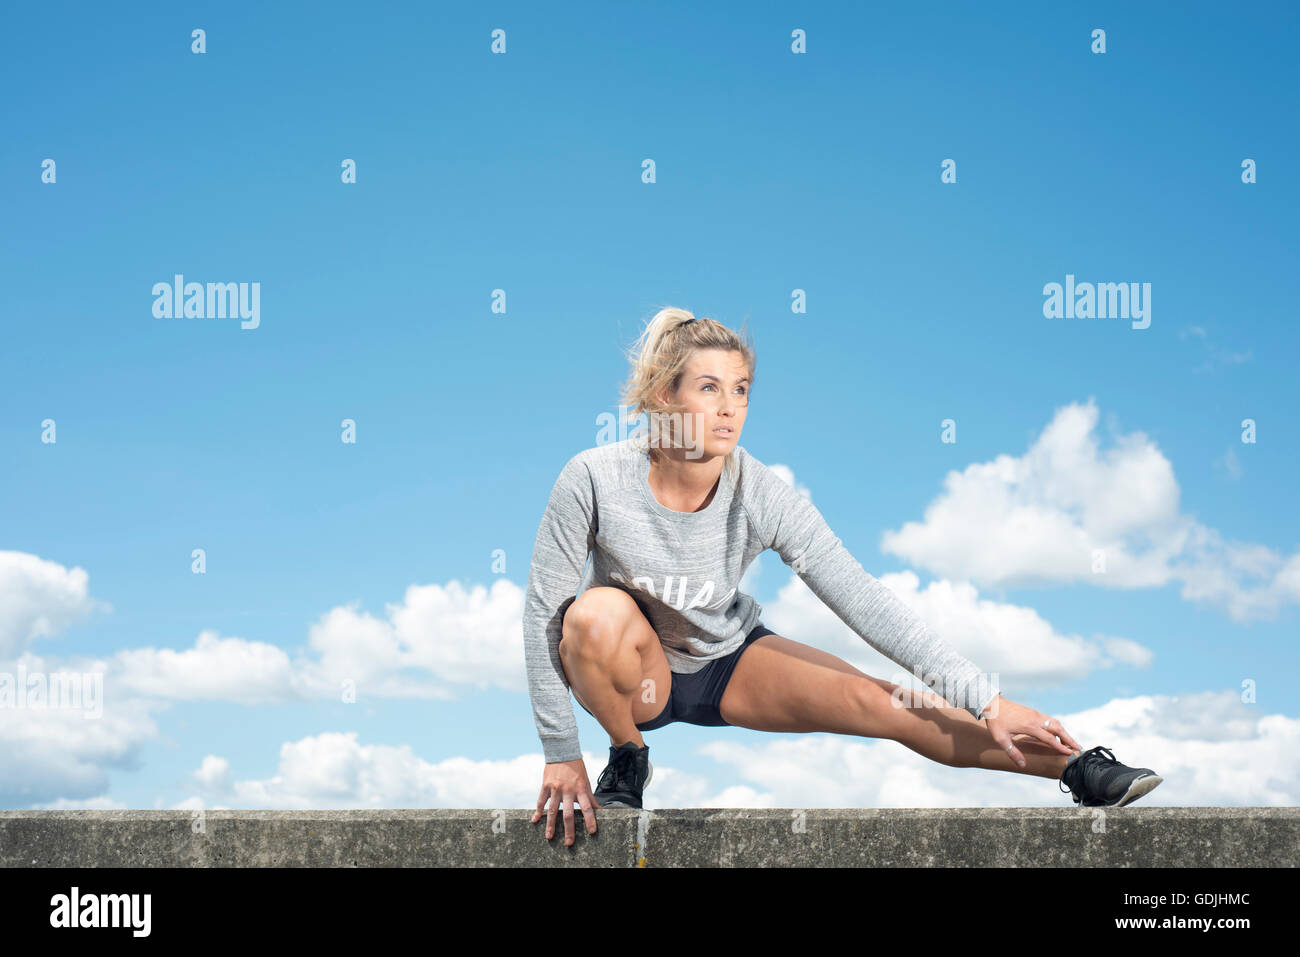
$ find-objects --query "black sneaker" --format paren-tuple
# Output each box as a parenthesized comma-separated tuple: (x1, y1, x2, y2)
(1059, 745, 1163, 807)
(593, 741, 653, 809)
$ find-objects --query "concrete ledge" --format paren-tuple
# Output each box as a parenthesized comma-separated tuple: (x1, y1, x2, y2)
(2, 808, 1296, 867)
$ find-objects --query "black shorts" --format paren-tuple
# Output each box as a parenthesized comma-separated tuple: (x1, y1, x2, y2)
(570, 616, 777, 731)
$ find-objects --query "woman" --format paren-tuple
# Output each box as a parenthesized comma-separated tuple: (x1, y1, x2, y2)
(525, 307, 1162, 846)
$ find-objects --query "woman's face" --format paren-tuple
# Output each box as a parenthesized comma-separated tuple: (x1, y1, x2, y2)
(660, 349, 749, 455)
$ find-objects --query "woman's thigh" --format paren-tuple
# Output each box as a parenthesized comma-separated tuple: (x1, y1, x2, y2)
(560, 586, 673, 726)
(718, 631, 908, 738)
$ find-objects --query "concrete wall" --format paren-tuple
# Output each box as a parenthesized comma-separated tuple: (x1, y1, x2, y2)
(2, 808, 1296, 867)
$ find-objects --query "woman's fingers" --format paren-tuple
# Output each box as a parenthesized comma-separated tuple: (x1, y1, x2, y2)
(546, 788, 565, 841)
(561, 789, 577, 845)
(538, 785, 570, 842)
(577, 788, 600, 834)
(996, 722, 1078, 766)
(531, 784, 549, 825)
(534, 780, 597, 844)
(1037, 716, 1081, 753)
(1027, 725, 1076, 755)
(1053, 723, 1081, 753)
(987, 698, 1082, 768)
(988, 720, 1026, 767)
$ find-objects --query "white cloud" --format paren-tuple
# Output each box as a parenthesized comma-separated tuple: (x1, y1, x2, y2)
(184, 732, 552, 809)
(86, 578, 528, 706)
(758, 567, 1152, 695)
(28, 794, 129, 810)
(687, 689, 1297, 807)
(288, 578, 527, 699)
(0, 551, 108, 657)
(877, 399, 1300, 620)
(193, 755, 233, 792)
(174, 731, 776, 811)
(1172, 529, 1300, 621)
(0, 555, 532, 805)
(172, 691, 1299, 809)
(1098, 636, 1155, 668)
(1178, 324, 1252, 373)
(0, 651, 162, 807)
(113, 631, 298, 704)
(1214, 445, 1244, 480)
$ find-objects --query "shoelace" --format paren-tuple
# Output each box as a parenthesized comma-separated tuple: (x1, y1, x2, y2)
(1059, 745, 1118, 796)
(596, 747, 640, 794)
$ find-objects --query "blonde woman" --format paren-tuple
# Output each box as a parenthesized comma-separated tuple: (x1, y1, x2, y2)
(525, 307, 1162, 846)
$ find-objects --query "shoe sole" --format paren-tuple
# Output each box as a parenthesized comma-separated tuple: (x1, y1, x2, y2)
(1112, 773, 1163, 807)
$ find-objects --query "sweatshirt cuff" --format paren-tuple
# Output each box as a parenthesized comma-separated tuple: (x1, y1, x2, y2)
(971, 684, 1000, 721)
(541, 735, 583, 764)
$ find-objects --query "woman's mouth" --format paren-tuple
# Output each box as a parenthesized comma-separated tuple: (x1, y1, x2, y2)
(713, 427, 734, 436)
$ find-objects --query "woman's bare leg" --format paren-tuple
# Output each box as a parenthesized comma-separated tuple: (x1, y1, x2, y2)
(558, 587, 672, 749)
(888, 693, 1075, 779)
(720, 632, 1074, 780)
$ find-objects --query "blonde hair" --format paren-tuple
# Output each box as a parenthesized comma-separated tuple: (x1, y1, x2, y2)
(619, 306, 756, 476)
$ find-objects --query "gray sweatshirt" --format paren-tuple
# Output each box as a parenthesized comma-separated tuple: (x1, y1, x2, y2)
(523, 436, 999, 763)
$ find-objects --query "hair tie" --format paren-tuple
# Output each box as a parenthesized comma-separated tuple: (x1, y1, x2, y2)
(677, 317, 698, 329)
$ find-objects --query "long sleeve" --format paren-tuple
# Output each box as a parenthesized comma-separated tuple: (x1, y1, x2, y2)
(522, 456, 598, 763)
(752, 464, 999, 720)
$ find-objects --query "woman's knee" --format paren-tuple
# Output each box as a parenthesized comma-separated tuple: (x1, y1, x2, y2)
(559, 587, 642, 663)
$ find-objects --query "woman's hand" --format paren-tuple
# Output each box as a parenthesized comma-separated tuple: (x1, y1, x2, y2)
(982, 693, 1081, 767)
(531, 758, 600, 846)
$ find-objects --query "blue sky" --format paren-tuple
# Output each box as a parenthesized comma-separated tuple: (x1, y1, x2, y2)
(2, 1, 1297, 810)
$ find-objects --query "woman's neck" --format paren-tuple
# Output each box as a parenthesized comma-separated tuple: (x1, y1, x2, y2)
(648, 449, 724, 512)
